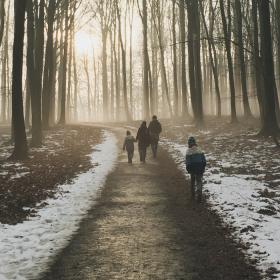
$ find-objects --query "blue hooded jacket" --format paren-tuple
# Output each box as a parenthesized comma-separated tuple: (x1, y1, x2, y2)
(185, 145, 206, 175)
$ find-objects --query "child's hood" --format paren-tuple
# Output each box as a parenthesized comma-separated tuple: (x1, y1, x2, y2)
(186, 145, 203, 155)
(126, 135, 135, 140)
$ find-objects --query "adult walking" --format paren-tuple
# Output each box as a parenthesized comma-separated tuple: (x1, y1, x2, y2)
(136, 121, 150, 163)
(148, 115, 162, 158)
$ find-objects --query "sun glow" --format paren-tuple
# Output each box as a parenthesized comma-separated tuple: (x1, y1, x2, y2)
(75, 30, 100, 56)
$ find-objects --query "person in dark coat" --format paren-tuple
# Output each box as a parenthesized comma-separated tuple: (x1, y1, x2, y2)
(136, 121, 150, 163)
(123, 130, 136, 164)
(185, 136, 207, 202)
(148, 115, 162, 158)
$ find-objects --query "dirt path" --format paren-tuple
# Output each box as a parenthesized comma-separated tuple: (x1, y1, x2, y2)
(41, 128, 261, 280)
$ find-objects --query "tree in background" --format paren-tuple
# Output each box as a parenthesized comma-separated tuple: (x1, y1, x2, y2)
(258, 0, 279, 135)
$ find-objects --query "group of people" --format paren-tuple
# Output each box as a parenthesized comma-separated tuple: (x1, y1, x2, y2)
(123, 116, 207, 202)
(123, 115, 162, 164)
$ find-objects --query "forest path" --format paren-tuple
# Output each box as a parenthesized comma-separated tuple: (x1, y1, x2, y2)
(41, 127, 261, 280)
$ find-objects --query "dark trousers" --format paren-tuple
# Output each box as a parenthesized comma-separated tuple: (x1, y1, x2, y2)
(139, 146, 147, 162)
(151, 141, 158, 158)
(127, 150, 134, 163)
(191, 174, 203, 201)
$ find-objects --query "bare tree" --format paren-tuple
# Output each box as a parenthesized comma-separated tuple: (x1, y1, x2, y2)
(219, 0, 237, 123)
(179, 0, 189, 117)
(10, 0, 28, 159)
(42, 0, 57, 129)
(199, 0, 221, 117)
(0, 0, 5, 47)
(58, 0, 70, 125)
(94, 0, 113, 121)
(258, 0, 279, 135)
(234, 0, 253, 118)
(26, 0, 44, 147)
(172, 0, 179, 116)
(138, 0, 150, 118)
(115, 0, 131, 121)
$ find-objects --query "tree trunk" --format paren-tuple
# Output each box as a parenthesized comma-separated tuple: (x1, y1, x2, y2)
(58, 1, 69, 125)
(24, 78, 31, 127)
(1, 0, 9, 122)
(180, 0, 188, 117)
(199, 0, 221, 117)
(101, 30, 109, 121)
(142, 0, 150, 119)
(129, 1, 134, 118)
(172, 0, 179, 117)
(154, 0, 173, 118)
(42, 0, 56, 129)
(235, 0, 253, 117)
(73, 39, 78, 121)
(252, 0, 264, 123)
(219, 0, 237, 122)
(258, 0, 279, 134)
(66, 14, 74, 122)
(84, 57, 92, 120)
(57, 7, 64, 122)
(0, 0, 5, 47)
(10, 0, 28, 159)
(116, 4, 131, 121)
(113, 22, 120, 120)
(110, 30, 115, 120)
(26, 0, 43, 147)
(192, 0, 204, 125)
(151, 7, 158, 116)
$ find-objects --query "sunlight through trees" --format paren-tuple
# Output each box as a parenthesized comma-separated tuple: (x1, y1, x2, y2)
(0, 0, 280, 158)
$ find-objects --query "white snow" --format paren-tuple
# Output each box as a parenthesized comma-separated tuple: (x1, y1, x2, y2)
(161, 138, 280, 279)
(0, 130, 118, 280)
(9, 172, 30, 180)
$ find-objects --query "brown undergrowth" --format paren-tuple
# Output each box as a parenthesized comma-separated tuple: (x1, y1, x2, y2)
(0, 125, 102, 225)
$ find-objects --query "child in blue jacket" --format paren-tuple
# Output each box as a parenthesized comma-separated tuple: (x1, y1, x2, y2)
(123, 130, 136, 164)
(185, 136, 206, 202)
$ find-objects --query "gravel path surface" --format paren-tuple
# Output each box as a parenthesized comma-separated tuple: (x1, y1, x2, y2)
(41, 128, 261, 280)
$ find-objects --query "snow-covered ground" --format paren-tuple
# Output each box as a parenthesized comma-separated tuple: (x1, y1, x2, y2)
(0, 130, 118, 280)
(162, 139, 280, 279)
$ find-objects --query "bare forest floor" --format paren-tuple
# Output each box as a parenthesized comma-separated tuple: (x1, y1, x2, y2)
(41, 126, 261, 280)
(1, 118, 279, 279)
(160, 117, 280, 279)
(0, 125, 102, 225)
(161, 117, 280, 206)
(119, 117, 280, 279)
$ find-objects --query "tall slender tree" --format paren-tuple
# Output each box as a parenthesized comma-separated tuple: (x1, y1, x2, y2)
(26, 0, 44, 146)
(179, 0, 188, 117)
(258, 0, 279, 135)
(10, 0, 28, 159)
(58, 0, 69, 125)
(172, 0, 179, 116)
(235, 0, 253, 118)
(0, 0, 5, 47)
(142, 0, 150, 118)
(220, 0, 237, 123)
(116, 1, 131, 121)
(199, 0, 221, 117)
(42, 0, 56, 129)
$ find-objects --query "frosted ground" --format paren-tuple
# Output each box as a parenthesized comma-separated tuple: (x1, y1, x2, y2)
(162, 137, 280, 279)
(0, 131, 118, 280)
(1, 123, 279, 279)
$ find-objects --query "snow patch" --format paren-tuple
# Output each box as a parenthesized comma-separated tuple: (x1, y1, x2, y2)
(0, 130, 118, 280)
(161, 138, 280, 279)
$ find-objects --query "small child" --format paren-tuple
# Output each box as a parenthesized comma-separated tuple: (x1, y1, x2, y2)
(185, 136, 207, 202)
(123, 130, 136, 164)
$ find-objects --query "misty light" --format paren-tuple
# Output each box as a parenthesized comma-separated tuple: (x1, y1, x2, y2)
(75, 30, 98, 56)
